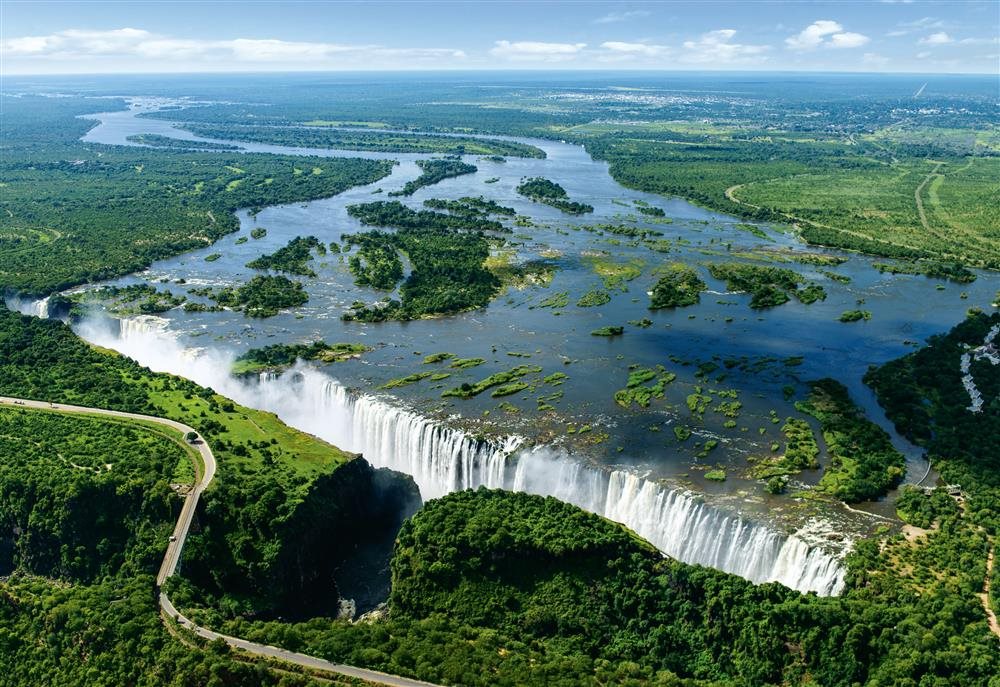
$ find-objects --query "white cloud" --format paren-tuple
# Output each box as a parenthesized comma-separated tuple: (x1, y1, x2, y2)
(489, 40, 586, 61)
(593, 10, 650, 24)
(600, 41, 668, 57)
(0, 27, 466, 67)
(681, 29, 769, 65)
(916, 51, 931, 59)
(786, 20, 869, 50)
(829, 32, 870, 48)
(958, 36, 1000, 46)
(919, 32, 953, 45)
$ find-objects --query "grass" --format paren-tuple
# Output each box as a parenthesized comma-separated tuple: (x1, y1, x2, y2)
(148, 382, 350, 486)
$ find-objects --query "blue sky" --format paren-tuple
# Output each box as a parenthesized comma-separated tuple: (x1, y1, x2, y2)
(2, 1, 997, 74)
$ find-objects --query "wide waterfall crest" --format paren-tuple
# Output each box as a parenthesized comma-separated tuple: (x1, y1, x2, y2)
(85, 315, 846, 596)
(297, 371, 847, 596)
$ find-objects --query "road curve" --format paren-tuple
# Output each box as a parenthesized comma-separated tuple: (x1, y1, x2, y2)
(0, 396, 443, 687)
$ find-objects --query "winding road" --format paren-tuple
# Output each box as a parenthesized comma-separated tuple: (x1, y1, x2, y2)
(0, 396, 441, 687)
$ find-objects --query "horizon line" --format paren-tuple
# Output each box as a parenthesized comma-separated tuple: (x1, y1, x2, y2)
(4, 67, 998, 78)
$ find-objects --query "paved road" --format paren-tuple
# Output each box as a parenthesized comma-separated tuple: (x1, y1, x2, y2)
(0, 396, 443, 687)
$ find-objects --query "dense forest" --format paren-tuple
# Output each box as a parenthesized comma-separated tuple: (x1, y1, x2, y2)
(0, 95, 393, 297)
(198, 486, 1000, 686)
(0, 309, 419, 619)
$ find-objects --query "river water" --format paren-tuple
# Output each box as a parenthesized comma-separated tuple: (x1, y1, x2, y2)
(17, 96, 999, 594)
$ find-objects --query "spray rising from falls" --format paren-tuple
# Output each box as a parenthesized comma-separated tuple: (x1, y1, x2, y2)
(83, 314, 846, 596)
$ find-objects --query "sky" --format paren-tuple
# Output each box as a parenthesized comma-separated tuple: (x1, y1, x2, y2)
(1, 1, 998, 75)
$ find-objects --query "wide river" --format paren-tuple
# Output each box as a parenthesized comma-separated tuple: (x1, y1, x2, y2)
(17, 96, 999, 594)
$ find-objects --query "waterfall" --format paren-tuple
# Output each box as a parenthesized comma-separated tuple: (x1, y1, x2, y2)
(278, 372, 847, 596)
(81, 315, 847, 597)
(5, 295, 49, 319)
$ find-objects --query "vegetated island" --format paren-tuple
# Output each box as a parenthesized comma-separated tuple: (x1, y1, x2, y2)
(706, 262, 826, 308)
(247, 235, 325, 276)
(649, 263, 707, 308)
(232, 341, 370, 374)
(178, 123, 547, 158)
(839, 309, 873, 323)
(516, 177, 594, 215)
(389, 158, 477, 197)
(189, 274, 308, 318)
(339, 200, 529, 321)
(125, 133, 241, 151)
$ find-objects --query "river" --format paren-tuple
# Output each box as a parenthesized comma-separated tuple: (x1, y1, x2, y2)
(13, 96, 999, 595)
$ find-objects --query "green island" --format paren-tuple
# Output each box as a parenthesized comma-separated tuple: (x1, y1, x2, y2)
(839, 309, 873, 323)
(591, 325, 624, 337)
(232, 341, 370, 374)
(177, 122, 546, 158)
(577, 289, 611, 307)
(614, 366, 677, 408)
(707, 262, 826, 308)
(423, 196, 516, 217)
(389, 158, 477, 196)
(516, 177, 594, 215)
(796, 378, 906, 502)
(207, 274, 309, 317)
(873, 260, 977, 283)
(246, 235, 324, 276)
(649, 263, 707, 308)
(125, 133, 241, 150)
(0, 95, 394, 297)
(340, 201, 505, 320)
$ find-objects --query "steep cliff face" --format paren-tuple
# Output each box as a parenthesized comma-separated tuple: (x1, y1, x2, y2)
(186, 457, 421, 619)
